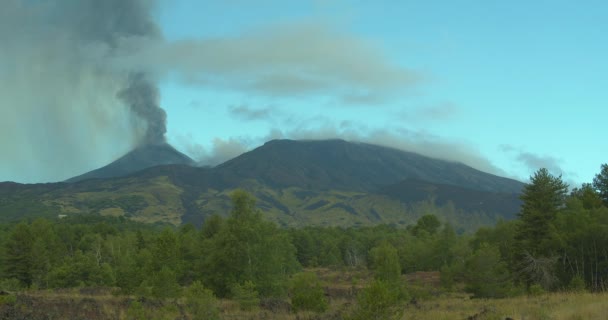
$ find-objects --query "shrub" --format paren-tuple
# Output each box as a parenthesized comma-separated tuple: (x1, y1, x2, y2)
(289, 272, 328, 313)
(231, 281, 260, 311)
(529, 284, 545, 296)
(185, 281, 220, 320)
(568, 275, 586, 292)
(350, 280, 403, 320)
(150, 267, 181, 299)
(126, 300, 147, 320)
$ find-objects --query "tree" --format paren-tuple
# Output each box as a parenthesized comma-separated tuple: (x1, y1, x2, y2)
(464, 244, 516, 298)
(231, 280, 260, 311)
(3, 223, 34, 286)
(202, 190, 300, 297)
(515, 168, 568, 256)
(570, 183, 604, 210)
(412, 214, 441, 236)
(150, 266, 181, 299)
(593, 164, 608, 205)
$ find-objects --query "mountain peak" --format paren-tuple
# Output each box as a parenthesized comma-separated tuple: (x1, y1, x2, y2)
(66, 143, 194, 182)
(216, 139, 523, 193)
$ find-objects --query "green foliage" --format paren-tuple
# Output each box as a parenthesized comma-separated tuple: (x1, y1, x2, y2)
(231, 281, 260, 311)
(412, 214, 441, 236)
(593, 164, 608, 205)
(185, 281, 220, 320)
(350, 280, 404, 320)
(0, 278, 23, 292)
(528, 283, 545, 296)
(369, 242, 401, 283)
(150, 266, 181, 299)
(0, 294, 16, 306)
(47, 250, 114, 288)
(126, 300, 147, 320)
(289, 272, 328, 313)
(516, 168, 568, 256)
(202, 190, 300, 298)
(465, 244, 516, 298)
(568, 275, 586, 292)
(3, 223, 34, 286)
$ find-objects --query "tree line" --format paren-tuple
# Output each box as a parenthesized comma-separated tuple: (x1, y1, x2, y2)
(0, 164, 607, 306)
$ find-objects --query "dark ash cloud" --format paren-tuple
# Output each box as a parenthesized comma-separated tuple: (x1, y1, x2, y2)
(0, 0, 166, 182)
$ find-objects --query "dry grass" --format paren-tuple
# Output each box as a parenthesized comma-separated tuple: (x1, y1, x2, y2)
(5, 272, 608, 320)
(406, 291, 608, 320)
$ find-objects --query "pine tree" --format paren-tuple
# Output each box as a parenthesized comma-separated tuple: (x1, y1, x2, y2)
(4, 223, 34, 286)
(593, 164, 608, 205)
(515, 168, 568, 256)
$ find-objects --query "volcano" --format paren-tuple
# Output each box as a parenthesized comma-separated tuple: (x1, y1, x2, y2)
(66, 143, 194, 182)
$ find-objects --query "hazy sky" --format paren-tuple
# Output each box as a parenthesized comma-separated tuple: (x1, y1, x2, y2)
(1, 0, 606, 184)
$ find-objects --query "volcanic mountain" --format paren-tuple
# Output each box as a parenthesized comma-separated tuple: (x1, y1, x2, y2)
(212, 139, 522, 193)
(1, 139, 525, 230)
(66, 143, 194, 182)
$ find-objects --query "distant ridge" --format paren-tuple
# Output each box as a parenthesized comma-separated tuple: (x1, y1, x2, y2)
(213, 139, 523, 194)
(66, 143, 194, 182)
(2, 139, 525, 229)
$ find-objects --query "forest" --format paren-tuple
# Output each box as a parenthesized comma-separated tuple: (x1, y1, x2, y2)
(0, 164, 607, 319)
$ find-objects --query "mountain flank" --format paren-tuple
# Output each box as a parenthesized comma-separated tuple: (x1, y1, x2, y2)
(66, 143, 194, 183)
(2, 139, 525, 230)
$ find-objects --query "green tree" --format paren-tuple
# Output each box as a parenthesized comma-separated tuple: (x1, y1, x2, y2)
(289, 272, 327, 313)
(515, 168, 568, 256)
(464, 244, 516, 298)
(3, 223, 34, 286)
(202, 190, 300, 297)
(412, 214, 441, 236)
(150, 266, 181, 299)
(200, 214, 224, 240)
(231, 280, 260, 311)
(593, 164, 608, 205)
(570, 183, 604, 209)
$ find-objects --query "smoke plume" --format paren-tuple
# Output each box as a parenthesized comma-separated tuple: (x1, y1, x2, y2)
(117, 73, 167, 145)
(64, 0, 166, 145)
(0, 0, 166, 182)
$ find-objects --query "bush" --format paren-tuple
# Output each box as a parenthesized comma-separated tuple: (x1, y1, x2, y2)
(0, 278, 22, 292)
(185, 281, 220, 320)
(289, 272, 328, 313)
(465, 244, 516, 298)
(350, 280, 403, 320)
(150, 267, 181, 299)
(231, 281, 260, 311)
(126, 300, 147, 320)
(568, 275, 586, 292)
(528, 283, 545, 296)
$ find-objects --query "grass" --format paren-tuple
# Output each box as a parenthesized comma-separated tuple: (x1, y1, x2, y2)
(406, 291, 608, 320)
(3, 280, 608, 320)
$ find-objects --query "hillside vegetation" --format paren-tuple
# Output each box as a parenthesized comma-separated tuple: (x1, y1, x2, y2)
(0, 140, 524, 231)
(0, 164, 607, 319)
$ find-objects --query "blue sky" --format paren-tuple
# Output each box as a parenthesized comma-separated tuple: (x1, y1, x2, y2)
(0, 0, 605, 184)
(154, 0, 607, 185)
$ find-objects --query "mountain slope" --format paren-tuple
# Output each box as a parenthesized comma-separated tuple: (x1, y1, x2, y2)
(1, 139, 525, 230)
(213, 139, 523, 193)
(66, 143, 194, 182)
